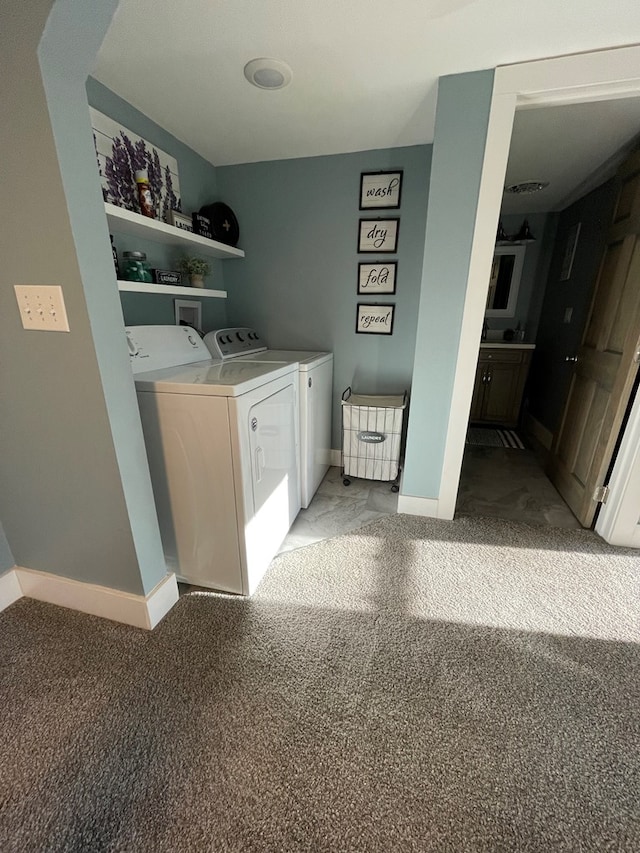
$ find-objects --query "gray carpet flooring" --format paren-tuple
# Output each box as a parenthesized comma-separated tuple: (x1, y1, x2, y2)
(1, 513, 640, 852)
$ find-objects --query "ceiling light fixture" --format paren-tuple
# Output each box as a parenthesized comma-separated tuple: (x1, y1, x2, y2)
(504, 180, 550, 195)
(244, 58, 292, 90)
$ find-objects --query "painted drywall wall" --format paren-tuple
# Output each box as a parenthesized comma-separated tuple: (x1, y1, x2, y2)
(402, 70, 495, 500)
(86, 78, 227, 331)
(217, 146, 431, 447)
(0, 523, 15, 573)
(528, 178, 617, 434)
(0, 0, 166, 595)
(488, 212, 558, 340)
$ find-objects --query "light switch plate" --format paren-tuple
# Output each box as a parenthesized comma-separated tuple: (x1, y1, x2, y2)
(14, 285, 70, 332)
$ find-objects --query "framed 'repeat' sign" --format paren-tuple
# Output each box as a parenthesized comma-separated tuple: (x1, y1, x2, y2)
(360, 171, 403, 209)
(358, 218, 399, 253)
(356, 303, 395, 335)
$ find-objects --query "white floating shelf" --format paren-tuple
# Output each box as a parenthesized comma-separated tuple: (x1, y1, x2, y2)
(118, 281, 227, 299)
(105, 203, 245, 260)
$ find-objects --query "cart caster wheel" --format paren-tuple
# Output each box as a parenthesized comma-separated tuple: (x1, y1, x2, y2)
(391, 484, 399, 493)
(343, 478, 351, 486)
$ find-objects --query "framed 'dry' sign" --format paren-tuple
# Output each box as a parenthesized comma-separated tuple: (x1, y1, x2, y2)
(356, 303, 395, 335)
(360, 170, 403, 209)
(358, 218, 399, 253)
(358, 262, 397, 295)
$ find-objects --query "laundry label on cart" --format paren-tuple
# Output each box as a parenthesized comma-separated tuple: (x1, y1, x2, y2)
(358, 431, 386, 443)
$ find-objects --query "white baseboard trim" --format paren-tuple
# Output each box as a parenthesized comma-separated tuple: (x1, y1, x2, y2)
(397, 494, 441, 518)
(330, 448, 342, 467)
(15, 568, 178, 630)
(0, 569, 22, 614)
(524, 412, 553, 451)
(145, 573, 180, 629)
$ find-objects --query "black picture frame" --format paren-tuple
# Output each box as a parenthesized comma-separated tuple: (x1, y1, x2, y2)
(357, 261, 397, 295)
(359, 170, 403, 210)
(355, 303, 395, 336)
(358, 218, 400, 253)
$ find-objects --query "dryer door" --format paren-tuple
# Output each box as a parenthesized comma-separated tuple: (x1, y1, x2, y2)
(237, 381, 299, 593)
(249, 382, 299, 525)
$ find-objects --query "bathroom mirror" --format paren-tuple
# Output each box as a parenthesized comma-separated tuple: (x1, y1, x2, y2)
(485, 245, 525, 318)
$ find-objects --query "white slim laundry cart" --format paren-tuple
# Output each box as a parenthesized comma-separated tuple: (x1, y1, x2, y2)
(341, 388, 407, 491)
(127, 325, 300, 595)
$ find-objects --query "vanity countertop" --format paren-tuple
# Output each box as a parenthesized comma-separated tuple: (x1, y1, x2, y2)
(480, 342, 536, 350)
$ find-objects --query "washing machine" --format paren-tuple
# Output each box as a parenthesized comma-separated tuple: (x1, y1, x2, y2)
(126, 325, 300, 595)
(203, 328, 333, 508)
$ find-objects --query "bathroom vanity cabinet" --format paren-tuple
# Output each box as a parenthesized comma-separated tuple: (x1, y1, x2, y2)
(470, 345, 534, 427)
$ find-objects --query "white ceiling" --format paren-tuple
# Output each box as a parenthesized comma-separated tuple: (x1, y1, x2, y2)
(502, 99, 640, 214)
(94, 0, 640, 206)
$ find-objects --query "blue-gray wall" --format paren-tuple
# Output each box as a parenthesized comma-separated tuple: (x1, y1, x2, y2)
(0, 523, 15, 573)
(403, 70, 495, 499)
(528, 178, 617, 434)
(217, 146, 431, 446)
(0, 0, 166, 595)
(86, 78, 228, 331)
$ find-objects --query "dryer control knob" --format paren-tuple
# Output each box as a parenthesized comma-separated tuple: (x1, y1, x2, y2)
(236, 332, 245, 342)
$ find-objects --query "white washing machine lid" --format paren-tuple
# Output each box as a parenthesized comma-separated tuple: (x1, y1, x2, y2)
(237, 350, 333, 370)
(134, 359, 297, 397)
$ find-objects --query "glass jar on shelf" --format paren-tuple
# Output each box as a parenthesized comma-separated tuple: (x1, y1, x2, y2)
(122, 251, 153, 283)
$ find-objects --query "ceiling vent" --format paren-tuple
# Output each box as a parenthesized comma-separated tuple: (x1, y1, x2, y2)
(244, 58, 292, 90)
(504, 180, 549, 195)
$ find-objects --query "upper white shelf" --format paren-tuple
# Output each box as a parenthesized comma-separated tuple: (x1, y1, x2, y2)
(104, 203, 245, 260)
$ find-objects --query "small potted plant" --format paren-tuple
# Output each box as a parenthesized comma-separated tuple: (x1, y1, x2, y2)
(179, 256, 211, 288)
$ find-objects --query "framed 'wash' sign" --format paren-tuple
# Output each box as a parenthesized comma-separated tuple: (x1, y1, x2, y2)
(358, 218, 399, 253)
(360, 171, 403, 209)
(356, 303, 395, 335)
(358, 262, 397, 295)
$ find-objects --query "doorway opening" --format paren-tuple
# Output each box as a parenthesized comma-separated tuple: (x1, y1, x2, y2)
(455, 96, 640, 530)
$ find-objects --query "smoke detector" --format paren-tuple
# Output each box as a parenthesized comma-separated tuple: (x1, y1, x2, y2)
(244, 58, 293, 90)
(504, 180, 549, 195)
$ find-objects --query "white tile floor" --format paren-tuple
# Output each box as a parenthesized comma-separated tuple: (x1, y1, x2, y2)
(281, 443, 581, 559)
(455, 444, 581, 528)
(278, 466, 399, 554)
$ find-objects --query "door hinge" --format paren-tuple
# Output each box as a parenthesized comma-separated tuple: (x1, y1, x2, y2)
(593, 484, 610, 504)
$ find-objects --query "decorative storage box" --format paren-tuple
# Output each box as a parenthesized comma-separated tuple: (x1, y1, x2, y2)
(192, 213, 213, 239)
(341, 388, 407, 486)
